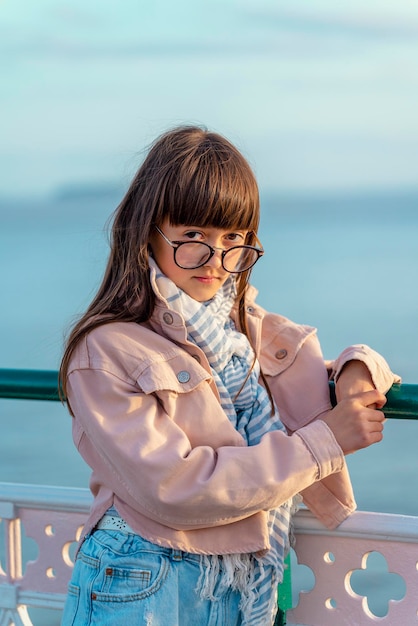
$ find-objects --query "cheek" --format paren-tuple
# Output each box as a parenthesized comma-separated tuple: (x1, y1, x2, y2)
(153, 248, 184, 284)
(149, 238, 171, 271)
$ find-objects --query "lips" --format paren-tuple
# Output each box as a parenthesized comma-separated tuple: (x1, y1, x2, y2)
(194, 276, 218, 283)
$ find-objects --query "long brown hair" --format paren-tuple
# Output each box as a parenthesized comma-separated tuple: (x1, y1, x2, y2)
(60, 125, 272, 408)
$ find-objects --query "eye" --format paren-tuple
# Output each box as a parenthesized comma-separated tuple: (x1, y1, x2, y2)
(182, 230, 204, 241)
(224, 232, 246, 245)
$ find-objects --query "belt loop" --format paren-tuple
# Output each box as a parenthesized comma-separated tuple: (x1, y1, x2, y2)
(171, 549, 183, 561)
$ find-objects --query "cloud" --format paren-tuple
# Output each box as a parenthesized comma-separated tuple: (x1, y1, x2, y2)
(2, 0, 418, 65)
(238, 2, 418, 41)
(0, 37, 267, 61)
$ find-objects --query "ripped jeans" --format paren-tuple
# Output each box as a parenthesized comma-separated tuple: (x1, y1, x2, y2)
(61, 529, 242, 626)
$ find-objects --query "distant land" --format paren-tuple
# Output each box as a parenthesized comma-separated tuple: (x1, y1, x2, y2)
(52, 182, 125, 202)
(0, 182, 417, 221)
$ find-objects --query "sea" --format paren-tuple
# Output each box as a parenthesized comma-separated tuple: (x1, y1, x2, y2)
(1, 187, 417, 623)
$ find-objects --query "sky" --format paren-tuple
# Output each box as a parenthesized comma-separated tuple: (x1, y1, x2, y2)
(1, 0, 418, 197)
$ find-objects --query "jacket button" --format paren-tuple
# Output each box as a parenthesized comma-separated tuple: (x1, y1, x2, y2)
(177, 370, 191, 383)
(163, 312, 174, 325)
(275, 349, 288, 360)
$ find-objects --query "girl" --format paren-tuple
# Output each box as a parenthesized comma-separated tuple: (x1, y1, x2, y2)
(60, 125, 397, 626)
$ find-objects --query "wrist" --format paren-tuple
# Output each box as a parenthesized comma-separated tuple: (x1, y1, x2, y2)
(335, 360, 375, 402)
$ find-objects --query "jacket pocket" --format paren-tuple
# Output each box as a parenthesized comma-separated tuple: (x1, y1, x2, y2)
(134, 353, 211, 395)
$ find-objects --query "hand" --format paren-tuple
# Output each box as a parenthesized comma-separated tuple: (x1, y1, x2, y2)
(321, 389, 387, 455)
(335, 360, 375, 404)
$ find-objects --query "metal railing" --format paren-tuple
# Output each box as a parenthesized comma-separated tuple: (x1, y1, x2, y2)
(1, 368, 418, 419)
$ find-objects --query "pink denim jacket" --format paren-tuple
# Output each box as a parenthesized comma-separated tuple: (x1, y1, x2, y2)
(66, 286, 398, 554)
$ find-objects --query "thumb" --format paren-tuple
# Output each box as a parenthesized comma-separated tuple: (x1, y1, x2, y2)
(356, 388, 387, 410)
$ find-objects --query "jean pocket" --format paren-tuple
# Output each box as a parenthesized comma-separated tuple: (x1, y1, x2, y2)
(61, 583, 80, 626)
(100, 563, 158, 595)
(92, 553, 170, 602)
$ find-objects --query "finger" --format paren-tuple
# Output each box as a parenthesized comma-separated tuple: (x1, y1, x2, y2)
(365, 408, 386, 422)
(369, 418, 385, 431)
(372, 420, 385, 436)
(362, 420, 385, 446)
(367, 430, 384, 445)
(356, 389, 387, 409)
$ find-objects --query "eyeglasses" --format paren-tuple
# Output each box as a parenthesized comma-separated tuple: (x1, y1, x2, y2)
(154, 226, 264, 273)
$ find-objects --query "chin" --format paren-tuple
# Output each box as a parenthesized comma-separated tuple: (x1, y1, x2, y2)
(186, 288, 218, 302)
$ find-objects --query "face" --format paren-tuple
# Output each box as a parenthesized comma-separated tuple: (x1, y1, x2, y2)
(149, 219, 249, 301)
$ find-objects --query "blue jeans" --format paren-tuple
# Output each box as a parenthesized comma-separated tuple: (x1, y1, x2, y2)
(61, 529, 242, 626)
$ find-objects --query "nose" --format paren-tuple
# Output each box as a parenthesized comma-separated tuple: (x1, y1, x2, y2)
(204, 246, 223, 269)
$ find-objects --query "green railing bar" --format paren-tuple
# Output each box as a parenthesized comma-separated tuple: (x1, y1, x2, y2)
(383, 383, 418, 419)
(0, 369, 418, 420)
(1, 369, 416, 617)
(0, 369, 61, 401)
(328, 381, 418, 420)
(278, 552, 292, 613)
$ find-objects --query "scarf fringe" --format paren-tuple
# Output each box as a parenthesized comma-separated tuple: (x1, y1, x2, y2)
(197, 553, 278, 626)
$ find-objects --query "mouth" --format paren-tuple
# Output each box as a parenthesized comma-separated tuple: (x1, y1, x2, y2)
(194, 275, 219, 283)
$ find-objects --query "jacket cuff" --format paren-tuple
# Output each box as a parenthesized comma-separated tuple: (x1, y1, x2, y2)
(300, 479, 356, 529)
(330, 344, 401, 393)
(295, 420, 345, 481)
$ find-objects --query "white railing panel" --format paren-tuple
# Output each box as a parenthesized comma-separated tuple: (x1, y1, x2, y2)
(287, 509, 418, 626)
(1, 483, 418, 626)
(0, 483, 91, 625)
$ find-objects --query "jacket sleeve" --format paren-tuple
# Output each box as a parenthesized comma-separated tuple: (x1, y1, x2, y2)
(264, 331, 399, 528)
(67, 364, 346, 532)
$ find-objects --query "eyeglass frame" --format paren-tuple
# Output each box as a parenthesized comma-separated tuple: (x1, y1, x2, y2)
(153, 225, 264, 273)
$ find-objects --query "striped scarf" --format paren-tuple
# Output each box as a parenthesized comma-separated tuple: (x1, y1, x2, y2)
(150, 260, 297, 626)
